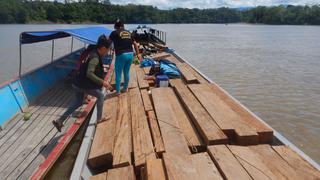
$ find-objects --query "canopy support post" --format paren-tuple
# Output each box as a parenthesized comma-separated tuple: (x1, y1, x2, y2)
(71, 37, 74, 53)
(19, 41, 22, 77)
(51, 40, 54, 62)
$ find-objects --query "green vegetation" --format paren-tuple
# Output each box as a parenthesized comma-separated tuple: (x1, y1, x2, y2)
(0, 0, 319, 25)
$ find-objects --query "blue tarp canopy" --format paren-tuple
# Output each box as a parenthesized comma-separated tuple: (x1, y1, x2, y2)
(20, 26, 112, 45)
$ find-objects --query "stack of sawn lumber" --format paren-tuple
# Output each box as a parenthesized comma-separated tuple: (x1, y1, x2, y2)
(88, 53, 320, 180)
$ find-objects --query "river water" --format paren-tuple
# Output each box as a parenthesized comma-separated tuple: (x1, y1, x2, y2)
(0, 24, 319, 164)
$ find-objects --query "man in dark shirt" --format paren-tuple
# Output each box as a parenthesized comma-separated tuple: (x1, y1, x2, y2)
(109, 19, 143, 95)
(52, 35, 113, 132)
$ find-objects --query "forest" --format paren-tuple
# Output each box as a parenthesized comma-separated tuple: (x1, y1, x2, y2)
(0, 0, 319, 25)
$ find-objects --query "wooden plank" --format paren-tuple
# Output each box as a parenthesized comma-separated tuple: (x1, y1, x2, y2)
(152, 88, 190, 155)
(136, 67, 149, 89)
(250, 145, 303, 180)
(145, 156, 166, 180)
(191, 152, 224, 180)
(130, 88, 155, 169)
(8, 114, 74, 179)
(0, 87, 63, 149)
(272, 145, 320, 179)
(177, 63, 199, 84)
(88, 96, 118, 169)
(161, 87, 203, 150)
(0, 94, 73, 179)
(189, 84, 259, 145)
(107, 166, 136, 180)
(0, 88, 66, 166)
(183, 64, 208, 84)
(171, 79, 228, 145)
(129, 65, 138, 89)
(163, 55, 181, 65)
(89, 172, 107, 180)
(209, 83, 273, 143)
(112, 93, 131, 168)
(147, 111, 165, 154)
(163, 153, 199, 180)
(141, 89, 153, 112)
(143, 67, 151, 75)
(228, 145, 279, 180)
(150, 52, 171, 61)
(207, 145, 252, 180)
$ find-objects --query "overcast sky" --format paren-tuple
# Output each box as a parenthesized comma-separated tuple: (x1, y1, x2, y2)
(108, 0, 319, 9)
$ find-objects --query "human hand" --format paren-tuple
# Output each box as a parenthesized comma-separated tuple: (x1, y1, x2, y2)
(103, 81, 113, 91)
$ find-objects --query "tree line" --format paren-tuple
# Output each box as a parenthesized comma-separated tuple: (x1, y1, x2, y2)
(0, 0, 319, 25)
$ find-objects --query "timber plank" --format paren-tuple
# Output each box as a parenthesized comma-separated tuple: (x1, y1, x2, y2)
(191, 152, 224, 180)
(171, 79, 228, 145)
(107, 166, 136, 180)
(141, 89, 153, 112)
(129, 65, 138, 89)
(88, 96, 118, 169)
(150, 52, 171, 61)
(151, 88, 190, 155)
(228, 145, 279, 180)
(163, 87, 203, 150)
(136, 67, 149, 89)
(90, 172, 107, 180)
(163, 153, 199, 180)
(183, 64, 208, 84)
(207, 145, 252, 180)
(250, 145, 303, 180)
(209, 83, 273, 143)
(145, 156, 166, 180)
(189, 84, 259, 145)
(272, 145, 320, 179)
(177, 63, 199, 84)
(143, 67, 151, 75)
(112, 93, 131, 168)
(147, 111, 165, 154)
(130, 88, 155, 169)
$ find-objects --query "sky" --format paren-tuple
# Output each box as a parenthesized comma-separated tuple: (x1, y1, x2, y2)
(108, 0, 320, 9)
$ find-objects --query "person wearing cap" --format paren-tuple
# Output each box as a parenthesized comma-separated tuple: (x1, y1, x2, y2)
(52, 35, 113, 132)
(108, 19, 143, 95)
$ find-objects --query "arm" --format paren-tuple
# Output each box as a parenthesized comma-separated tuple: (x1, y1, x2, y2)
(86, 58, 104, 86)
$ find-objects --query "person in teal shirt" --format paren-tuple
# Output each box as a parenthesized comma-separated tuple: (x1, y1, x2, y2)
(109, 19, 143, 95)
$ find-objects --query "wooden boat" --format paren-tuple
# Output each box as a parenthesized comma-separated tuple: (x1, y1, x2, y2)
(1, 26, 319, 179)
(0, 27, 114, 179)
(70, 27, 320, 180)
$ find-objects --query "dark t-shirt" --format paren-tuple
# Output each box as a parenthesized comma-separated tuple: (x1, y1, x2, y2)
(109, 29, 134, 56)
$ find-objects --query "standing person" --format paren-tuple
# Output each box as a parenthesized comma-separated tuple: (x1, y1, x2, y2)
(52, 35, 113, 132)
(109, 19, 143, 95)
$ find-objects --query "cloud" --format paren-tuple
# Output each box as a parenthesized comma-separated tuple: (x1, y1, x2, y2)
(110, 0, 320, 9)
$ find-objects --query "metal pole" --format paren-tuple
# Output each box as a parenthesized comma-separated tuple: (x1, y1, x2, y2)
(51, 40, 54, 62)
(19, 41, 22, 77)
(71, 37, 74, 53)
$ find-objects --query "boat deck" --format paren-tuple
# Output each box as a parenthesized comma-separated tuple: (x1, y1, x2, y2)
(0, 79, 82, 179)
(88, 52, 320, 180)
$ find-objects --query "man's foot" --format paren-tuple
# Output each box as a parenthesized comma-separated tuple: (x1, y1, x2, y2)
(97, 116, 111, 124)
(52, 120, 63, 132)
